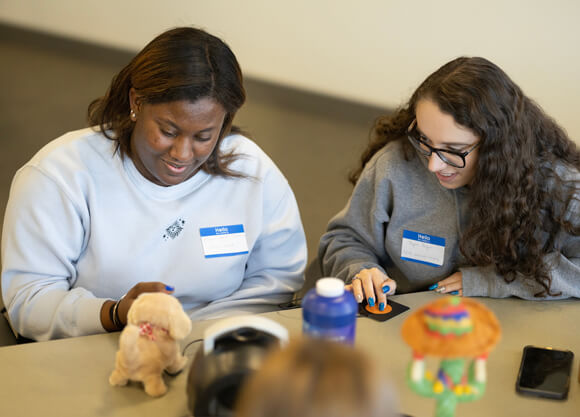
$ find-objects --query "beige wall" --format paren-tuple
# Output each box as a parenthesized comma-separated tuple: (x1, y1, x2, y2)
(1, 0, 579, 142)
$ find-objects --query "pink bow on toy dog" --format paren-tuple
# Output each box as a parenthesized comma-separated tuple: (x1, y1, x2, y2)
(139, 322, 155, 340)
(139, 322, 169, 341)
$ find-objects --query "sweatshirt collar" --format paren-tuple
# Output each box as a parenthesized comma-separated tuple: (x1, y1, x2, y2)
(122, 155, 211, 201)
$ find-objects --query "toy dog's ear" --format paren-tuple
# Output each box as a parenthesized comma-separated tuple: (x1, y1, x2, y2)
(127, 294, 149, 326)
(169, 308, 192, 340)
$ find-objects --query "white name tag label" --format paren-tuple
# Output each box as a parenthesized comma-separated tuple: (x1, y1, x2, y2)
(200, 224, 249, 258)
(400, 230, 445, 267)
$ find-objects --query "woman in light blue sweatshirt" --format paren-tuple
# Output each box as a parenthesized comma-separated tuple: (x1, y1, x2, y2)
(319, 57, 579, 311)
(1, 27, 307, 341)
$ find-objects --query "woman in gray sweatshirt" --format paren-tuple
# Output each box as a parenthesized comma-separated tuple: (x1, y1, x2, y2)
(319, 57, 580, 311)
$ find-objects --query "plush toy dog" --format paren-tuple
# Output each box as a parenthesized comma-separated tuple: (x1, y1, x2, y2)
(109, 292, 192, 397)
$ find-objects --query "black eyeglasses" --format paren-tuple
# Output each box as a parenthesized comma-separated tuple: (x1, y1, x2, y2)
(407, 119, 479, 168)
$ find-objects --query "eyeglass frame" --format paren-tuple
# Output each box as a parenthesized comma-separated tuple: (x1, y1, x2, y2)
(406, 118, 480, 169)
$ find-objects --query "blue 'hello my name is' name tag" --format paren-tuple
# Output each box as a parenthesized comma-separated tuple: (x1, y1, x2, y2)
(200, 224, 249, 258)
(400, 230, 445, 267)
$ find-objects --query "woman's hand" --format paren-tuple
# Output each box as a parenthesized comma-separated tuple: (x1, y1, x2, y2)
(345, 267, 397, 312)
(101, 281, 175, 331)
(429, 271, 463, 296)
(116, 281, 175, 326)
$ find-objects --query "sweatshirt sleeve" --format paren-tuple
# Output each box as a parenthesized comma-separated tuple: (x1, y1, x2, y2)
(318, 158, 391, 282)
(192, 173, 307, 318)
(1, 167, 106, 341)
(462, 198, 580, 300)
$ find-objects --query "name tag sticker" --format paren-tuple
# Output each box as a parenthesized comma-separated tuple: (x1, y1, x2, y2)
(401, 230, 445, 267)
(200, 224, 249, 258)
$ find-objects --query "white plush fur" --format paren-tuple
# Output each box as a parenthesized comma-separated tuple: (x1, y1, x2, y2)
(109, 293, 192, 397)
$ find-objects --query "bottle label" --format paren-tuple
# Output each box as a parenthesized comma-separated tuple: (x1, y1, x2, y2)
(303, 322, 355, 344)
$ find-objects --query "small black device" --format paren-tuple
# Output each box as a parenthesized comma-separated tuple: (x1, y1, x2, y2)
(187, 316, 288, 416)
(515, 345, 574, 400)
(357, 298, 410, 322)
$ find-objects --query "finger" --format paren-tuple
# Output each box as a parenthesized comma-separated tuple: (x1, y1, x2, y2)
(352, 278, 364, 303)
(434, 280, 462, 294)
(162, 284, 175, 293)
(374, 277, 397, 311)
(442, 289, 463, 296)
(372, 275, 388, 311)
(437, 275, 460, 286)
(381, 277, 396, 296)
(346, 279, 364, 303)
(359, 274, 377, 307)
(438, 274, 461, 287)
(359, 268, 393, 309)
(120, 282, 175, 323)
(430, 271, 462, 295)
(142, 281, 174, 294)
(127, 281, 174, 298)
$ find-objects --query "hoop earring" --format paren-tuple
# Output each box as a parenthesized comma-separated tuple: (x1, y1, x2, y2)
(130, 109, 137, 121)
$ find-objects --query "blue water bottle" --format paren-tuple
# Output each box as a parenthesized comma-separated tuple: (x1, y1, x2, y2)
(302, 277, 358, 345)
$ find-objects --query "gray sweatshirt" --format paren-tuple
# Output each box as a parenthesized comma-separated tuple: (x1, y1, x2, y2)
(319, 140, 580, 300)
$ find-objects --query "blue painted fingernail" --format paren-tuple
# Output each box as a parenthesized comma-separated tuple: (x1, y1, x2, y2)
(428, 283, 438, 290)
(165, 285, 175, 291)
(450, 290, 459, 295)
(382, 285, 390, 294)
(379, 302, 385, 311)
(368, 297, 375, 307)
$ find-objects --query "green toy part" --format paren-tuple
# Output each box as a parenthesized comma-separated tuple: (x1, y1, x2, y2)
(407, 357, 486, 417)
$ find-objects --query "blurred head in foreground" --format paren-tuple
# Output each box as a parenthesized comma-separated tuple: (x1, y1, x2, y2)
(235, 338, 398, 417)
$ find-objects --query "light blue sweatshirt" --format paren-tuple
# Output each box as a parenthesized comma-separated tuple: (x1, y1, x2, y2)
(1, 129, 307, 341)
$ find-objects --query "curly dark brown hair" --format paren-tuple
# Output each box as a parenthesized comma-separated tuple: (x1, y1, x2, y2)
(351, 57, 580, 297)
(87, 26, 247, 178)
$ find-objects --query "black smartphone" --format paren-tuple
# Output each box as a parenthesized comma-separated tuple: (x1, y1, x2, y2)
(515, 345, 574, 400)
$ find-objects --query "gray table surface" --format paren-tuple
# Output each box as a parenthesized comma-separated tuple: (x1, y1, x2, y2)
(0, 292, 578, 417)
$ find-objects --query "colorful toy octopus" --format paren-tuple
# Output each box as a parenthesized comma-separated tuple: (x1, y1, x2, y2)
(401, 296, 501, 417)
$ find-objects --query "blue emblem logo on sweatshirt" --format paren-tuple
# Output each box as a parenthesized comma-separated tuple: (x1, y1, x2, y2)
(163, 218, 186, 241)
